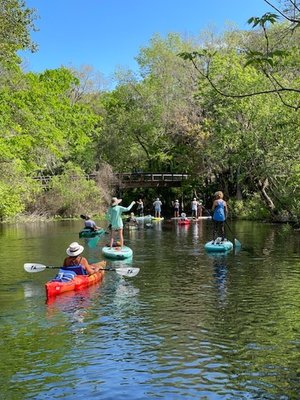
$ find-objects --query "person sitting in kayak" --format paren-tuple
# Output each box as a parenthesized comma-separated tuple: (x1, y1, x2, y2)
(83, 215, 100, 231)
(180, 212, 188, 221)
(212, 191, 228, 243)
(63, 242, 102, 275)
(126, 212, 138, 226)
(106, 197, 135, 248)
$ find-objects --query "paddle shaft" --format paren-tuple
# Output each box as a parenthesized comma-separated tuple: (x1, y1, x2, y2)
(24, 262, 139, 277)
(38, 266, 128, 272)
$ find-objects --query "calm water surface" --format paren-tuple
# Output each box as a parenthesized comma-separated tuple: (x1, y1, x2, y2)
(0, 219, 299, 399)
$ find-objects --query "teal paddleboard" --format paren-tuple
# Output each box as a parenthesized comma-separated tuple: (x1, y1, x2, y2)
(102, 245, 133, 259)
(204, 239, 233, 253)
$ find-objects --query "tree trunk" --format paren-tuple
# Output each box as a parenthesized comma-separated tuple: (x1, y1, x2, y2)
(236, 166, 243, 200)
(257, 177, 277, 215)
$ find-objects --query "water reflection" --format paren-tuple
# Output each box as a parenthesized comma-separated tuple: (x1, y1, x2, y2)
(113, 279, 140, 309)
(208, 253, 229, 306)
(1, 219, 300, 399)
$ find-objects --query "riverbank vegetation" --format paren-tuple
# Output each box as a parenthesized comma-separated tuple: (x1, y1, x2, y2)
(1, 0, 300, 224)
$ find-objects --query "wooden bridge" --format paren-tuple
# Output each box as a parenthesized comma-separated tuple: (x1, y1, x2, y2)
(115, 173, 189, 188)
(33, 172, 189, 189)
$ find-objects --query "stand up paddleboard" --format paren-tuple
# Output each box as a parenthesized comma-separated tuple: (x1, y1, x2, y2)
(204, 238, 233, 253)
(102, 245, 133, 260)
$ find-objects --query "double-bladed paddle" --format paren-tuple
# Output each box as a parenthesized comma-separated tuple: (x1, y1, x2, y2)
(24, 263, 140, 277)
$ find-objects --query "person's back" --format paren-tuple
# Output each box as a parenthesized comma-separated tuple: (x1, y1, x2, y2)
(107, 197, 135, 248)
(212, 191, 227, 242)
(137, 199, 144, 216)
(173, 199, 180, 217)
(63, 242, 101, 275)
(191, 198, 198, 218)
(153, 198, 162, 218)
(84, 217, 97, 230)
(153, 199, 162, 208)
(63, 255, 87, 275)
(213, 199, 226, 221)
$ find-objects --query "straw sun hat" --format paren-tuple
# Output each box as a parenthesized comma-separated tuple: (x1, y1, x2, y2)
(66, 242, 84, 257)
(111, 197, 122, 206)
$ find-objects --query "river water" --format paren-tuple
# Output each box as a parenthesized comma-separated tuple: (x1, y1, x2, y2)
(0, 219, 299, 399)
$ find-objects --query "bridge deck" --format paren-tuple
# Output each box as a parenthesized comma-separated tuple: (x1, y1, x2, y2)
(33, 173, 189, 188)
(115, 173, 188, 188)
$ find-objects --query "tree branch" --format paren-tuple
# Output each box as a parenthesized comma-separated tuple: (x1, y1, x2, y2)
(263, 0, 300, 23)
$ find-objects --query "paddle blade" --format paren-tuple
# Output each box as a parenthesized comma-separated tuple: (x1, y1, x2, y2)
(115, 267, 140, 277)
(234, 238, 242, 247)
(24, 263, 47, 273)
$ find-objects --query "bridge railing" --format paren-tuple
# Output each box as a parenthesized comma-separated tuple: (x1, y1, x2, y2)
(115, 173, 189, 182)
(32, 172, 189, 188)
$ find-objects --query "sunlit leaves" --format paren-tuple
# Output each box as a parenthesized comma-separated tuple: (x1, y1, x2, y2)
(247, 13, 279, 28)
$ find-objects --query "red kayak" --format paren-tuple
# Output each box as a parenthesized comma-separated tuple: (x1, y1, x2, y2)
(45, 261, 106, 299)
(178, 219, 190, 225)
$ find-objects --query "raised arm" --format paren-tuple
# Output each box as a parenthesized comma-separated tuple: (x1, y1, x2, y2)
(119, 201, 136, 213)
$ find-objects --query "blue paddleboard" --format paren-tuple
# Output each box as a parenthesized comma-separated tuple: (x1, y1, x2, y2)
(204, 238, 233, 253)
(102, 245, 133, 259)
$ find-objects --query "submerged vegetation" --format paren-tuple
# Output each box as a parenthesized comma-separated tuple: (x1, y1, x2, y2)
(1, 0, 300, 223)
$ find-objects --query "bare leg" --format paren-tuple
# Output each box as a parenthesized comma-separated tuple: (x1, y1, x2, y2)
(119, 229, 124, 248)
(110, 230, 114, 248)
(221, 222, 225, 241)
(213, 220, 218, 241)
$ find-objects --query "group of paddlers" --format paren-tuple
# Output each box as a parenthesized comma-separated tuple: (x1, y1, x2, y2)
(81, 191, 228, 250)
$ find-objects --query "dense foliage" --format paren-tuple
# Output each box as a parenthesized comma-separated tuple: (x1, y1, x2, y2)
(1, 0, 300, 222)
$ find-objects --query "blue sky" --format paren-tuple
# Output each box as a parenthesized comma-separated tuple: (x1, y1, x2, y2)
(22, 0, 270, 78)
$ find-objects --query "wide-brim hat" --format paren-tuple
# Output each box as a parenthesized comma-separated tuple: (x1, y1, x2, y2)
(66, 242, 84, 256)
(111, 197, 122, 206)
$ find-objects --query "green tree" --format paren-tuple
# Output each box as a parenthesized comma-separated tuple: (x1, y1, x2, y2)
(0, 67, 102, 174)
(0, 0, 37, 70)
(180, 27, 300, 219)
(34, 163, 103, 217)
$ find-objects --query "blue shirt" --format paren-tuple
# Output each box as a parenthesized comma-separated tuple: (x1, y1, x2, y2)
(213, 199, 226, 222)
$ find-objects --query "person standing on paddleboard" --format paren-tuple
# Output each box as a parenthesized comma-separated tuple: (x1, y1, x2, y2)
(173, 199, 180, 218)
(212, 191, 228, 243)
(107, 197, 135, 249)
(136, 198, 144, 217)
(191, 198, 200, 219)
(153, 198, 162, 218)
